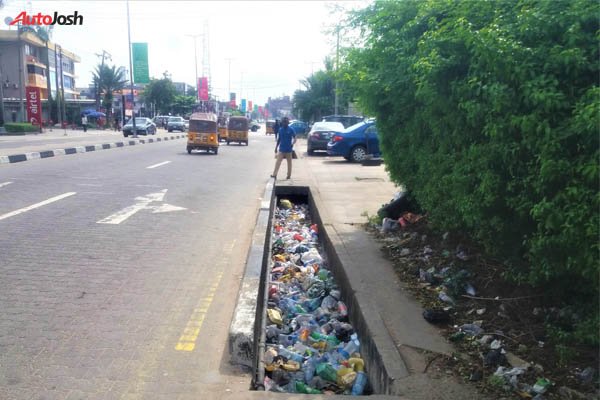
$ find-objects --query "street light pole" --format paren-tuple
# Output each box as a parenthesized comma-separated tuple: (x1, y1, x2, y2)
(126, 0, 137, 138)
(17, 25, 24, 122)
(334, 26, 340, 115)
(186, 34, 201, 103)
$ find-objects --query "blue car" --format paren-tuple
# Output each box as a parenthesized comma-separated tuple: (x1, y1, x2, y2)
(289, 120, 308, 136)
(327, 120, 380, 162)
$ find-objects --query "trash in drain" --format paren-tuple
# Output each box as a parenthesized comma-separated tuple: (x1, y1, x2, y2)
(264, 199, 368, 395)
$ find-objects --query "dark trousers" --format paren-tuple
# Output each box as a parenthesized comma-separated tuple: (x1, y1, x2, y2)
(83, 124, 87, 132)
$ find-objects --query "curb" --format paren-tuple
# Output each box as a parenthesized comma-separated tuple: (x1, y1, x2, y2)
(0, 134, 187, 165)
(228, 178, 274, 368)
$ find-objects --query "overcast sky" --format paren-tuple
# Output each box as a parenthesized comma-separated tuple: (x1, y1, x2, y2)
(1, 0, 366, 106)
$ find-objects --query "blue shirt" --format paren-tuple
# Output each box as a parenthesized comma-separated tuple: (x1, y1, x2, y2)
(277, 126, 296, 153)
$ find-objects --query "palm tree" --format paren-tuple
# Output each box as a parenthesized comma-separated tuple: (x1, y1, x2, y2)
(92, 64, 127, 128)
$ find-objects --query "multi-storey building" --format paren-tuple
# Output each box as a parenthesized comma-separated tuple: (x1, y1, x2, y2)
(0, 28, 81, 123)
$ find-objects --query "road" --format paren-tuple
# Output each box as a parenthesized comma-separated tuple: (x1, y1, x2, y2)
(0, 130, 277, 399)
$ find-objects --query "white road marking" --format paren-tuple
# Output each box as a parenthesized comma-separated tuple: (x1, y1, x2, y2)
(97, 189, 186, 225)
(77, 183, 103, 187)
(146, 161, 171, 169)
(0, 181, 13, 188)
(0, 192, 76, 222)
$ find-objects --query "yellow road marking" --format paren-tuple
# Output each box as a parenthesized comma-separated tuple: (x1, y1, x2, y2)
(174, 242, 233, 352)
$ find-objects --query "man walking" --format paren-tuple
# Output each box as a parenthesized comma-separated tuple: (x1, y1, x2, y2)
(271, 116, 296, 180)
(81, 115, 88, 132)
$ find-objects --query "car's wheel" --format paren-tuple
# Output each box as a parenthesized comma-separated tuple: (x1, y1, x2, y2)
(187, 147, 192, 154)
(350, 145, 367, 163)
(307, 147, 314, 155)
(227, 141, 230, 145)
(123, 133, 128, 137)
(214, 148, 219, 155)
(168, 129, 172, 132)
(251, 126, 257, 132)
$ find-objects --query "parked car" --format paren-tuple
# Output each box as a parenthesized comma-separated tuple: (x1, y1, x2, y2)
(153, 115, 170, 128)
(249, 120, 261, 132)
(289, 120, 309, 136)
(123, 117, 157, 137)
(307, 121, 345, 155)
(327, 120, 380, 162)
(322, 115, 365, 129)
(167, 116, 186, 132)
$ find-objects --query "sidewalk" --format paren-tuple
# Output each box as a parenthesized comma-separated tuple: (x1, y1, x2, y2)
(273, 141, 486, 399)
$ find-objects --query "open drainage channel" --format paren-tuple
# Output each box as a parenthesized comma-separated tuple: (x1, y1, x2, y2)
(250, 186, 385, 396)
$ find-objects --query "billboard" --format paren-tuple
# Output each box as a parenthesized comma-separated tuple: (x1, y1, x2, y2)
(198, 77, 209, 101)
(132, 43, 149, 84)
(229, 92, 236, 108)
(25, 86, 41, 126)
(241, 99, 246, 113)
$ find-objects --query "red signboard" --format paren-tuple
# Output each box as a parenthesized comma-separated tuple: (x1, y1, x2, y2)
(26, 86, 41, 126)
(248, 101, 253, 112)
(229, 92, 236, 108)
(198, 77, 209, 101)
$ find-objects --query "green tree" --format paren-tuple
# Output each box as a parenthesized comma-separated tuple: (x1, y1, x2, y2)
(92, 64, 127, 126)
(171, 95, 197, 116)
(342, 0, 599, 343)
(293, 58, 348, 122)
(142, 77, 177, 115)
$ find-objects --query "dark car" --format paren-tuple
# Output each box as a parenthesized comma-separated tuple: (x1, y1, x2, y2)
(307, 121, 345, 155)
(167, 116, 186, 132)
(327, 120, 380, 162)
(122, 117, 157, 137)
(322, 115, 365, 129)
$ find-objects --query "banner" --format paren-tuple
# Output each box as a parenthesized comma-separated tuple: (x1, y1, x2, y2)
(229, 92, 236, 108)
(258, 106, 263, 114)
(253, 104, 259, 113)
(25, 86, 41, 126)
(248, 100, 253, 112)
(241, 99, 246, 113)
(132, 43, 149, 84)
(198, 77, 209, 101)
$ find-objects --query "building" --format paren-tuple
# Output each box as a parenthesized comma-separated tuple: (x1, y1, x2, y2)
(267, 95, 293, 119)
(0, 28, 89, 124)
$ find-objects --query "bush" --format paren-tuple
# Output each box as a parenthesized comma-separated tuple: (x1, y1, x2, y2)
(342, 0, 599, 335)
(4, 123, 39, 133)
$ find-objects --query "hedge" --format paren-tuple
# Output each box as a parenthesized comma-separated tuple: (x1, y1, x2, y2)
(342, 0, 599, 333)
(4, 123, 40, 133)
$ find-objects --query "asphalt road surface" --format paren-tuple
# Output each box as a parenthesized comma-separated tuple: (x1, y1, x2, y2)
(0, 131, 278, 399)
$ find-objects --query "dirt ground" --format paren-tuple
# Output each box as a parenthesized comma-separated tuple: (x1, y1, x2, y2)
(364, 215, 599, 400)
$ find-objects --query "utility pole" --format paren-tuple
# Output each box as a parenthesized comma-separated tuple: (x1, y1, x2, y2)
(225, 57, 233, 103)
(334, 26, 340, 115)
(94, 50, 112, 109)
(186, 34, 201, 102)
(54, 43, 62, 128)
(58, 47, 66, 126)
(0, 58, 5, 126)
(126, 0, 137, 138)
(17, 25, 24, 122)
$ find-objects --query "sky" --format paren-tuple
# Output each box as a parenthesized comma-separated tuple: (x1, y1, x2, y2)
(0, 0, 367, 106)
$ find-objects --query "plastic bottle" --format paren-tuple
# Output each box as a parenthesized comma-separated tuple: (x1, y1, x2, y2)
(351, 371, 367, 395)
(310, 331, 340, 346)
(337, 301, 348, 318)
(278, 333, 297, 347)
(277, 345, 305, 363)
(295, 381, 321, 394)
(340, 334, 360, 359)
(321, 295, 337, 311)
(303, 355, 317, 383)
(337, 367, 357, 387)
(316, 363, 338, 383)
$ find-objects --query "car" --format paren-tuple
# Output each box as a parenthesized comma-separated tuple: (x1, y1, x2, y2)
(289, 120, 309, 136)
(249, 120, 261, 132)
(184, 119, 189, 130)
(322, 115, 365, 129)
(122, 117, 157, 136)
(307, 121, 345, 155)
(326, 120, 380, 162)
(153, 115, 170, 128)
(167, 116, 186, 132)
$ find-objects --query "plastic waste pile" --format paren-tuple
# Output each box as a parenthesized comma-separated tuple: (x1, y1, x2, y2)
(263, 199, 368, 395)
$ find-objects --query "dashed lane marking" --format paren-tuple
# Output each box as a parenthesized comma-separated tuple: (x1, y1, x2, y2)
(175, 240, 236, 351)
(0, 181, 13, 188)
(0, 192, 76, 221)
(146, 161, 171, 169)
